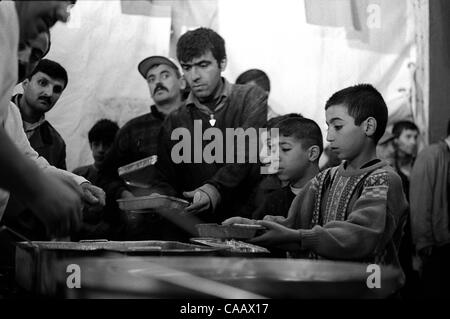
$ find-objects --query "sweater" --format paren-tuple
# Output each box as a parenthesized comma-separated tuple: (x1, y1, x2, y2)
(289, 160, 408, 266)
(410, 140, 450, 250)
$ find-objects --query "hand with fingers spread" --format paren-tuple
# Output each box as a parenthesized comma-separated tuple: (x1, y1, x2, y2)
(249, 220, 302, 251)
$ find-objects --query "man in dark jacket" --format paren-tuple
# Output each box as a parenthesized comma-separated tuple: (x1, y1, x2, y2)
(151, 28, 268, 227)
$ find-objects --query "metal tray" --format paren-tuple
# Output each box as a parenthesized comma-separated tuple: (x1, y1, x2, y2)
(118, 155, 157, 188)
(14, 240, 220, 295)
(190, 237, 270, 257)
(117, 195, 189, 212)
(196, 223, 265, 239)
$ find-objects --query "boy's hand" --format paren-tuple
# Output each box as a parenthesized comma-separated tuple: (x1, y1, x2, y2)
(263, 215, 287, 225)
(222, 217, 256, 226)
(249, 220, 301, 251)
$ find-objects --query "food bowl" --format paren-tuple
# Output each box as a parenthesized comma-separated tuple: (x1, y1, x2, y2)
(195, 223, 265, 240)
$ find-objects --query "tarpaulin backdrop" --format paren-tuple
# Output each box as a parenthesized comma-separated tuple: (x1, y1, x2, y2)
(39, 0, 417, 170)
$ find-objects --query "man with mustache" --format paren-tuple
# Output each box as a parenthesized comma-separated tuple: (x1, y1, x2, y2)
(96, 56, 185, 239)
(12, 59, 68, 169)
(0, 0, 104, 239)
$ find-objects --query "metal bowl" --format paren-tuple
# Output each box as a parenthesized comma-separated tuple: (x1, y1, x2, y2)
(196, 223, 265, 239)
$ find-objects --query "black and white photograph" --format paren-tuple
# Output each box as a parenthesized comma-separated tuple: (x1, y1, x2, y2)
(0, 0, 449, 307)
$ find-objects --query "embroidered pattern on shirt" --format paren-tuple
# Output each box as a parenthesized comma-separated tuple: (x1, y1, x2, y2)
(361, 171, 389, 200)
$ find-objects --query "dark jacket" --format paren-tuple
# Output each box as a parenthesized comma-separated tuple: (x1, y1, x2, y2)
(28, 120, 67, 170)
(152, 80, 268, 222)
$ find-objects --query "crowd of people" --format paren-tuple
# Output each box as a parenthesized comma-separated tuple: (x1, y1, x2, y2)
(0, 1, 449, 299)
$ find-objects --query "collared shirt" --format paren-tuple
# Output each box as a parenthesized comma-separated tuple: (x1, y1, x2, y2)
(185, 78, 233, 117)
(112, 104, 166, 166)
(98, 104, 172, 200)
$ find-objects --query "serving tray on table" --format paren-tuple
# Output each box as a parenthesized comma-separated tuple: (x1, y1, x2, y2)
(190, 237, 270, 257)
(14, 240, 220, 295)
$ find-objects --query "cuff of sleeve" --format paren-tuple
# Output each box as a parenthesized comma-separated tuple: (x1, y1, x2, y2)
(198, 183, 221, 212)
(299, 228, 320, 250)
(72, 174, 88, 185)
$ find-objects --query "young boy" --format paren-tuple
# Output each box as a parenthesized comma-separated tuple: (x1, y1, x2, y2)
(230, 84, 408, 266)
(72, 119, 118, 239)
(73, 119, 119, 183)
(252, 117, 322, 219)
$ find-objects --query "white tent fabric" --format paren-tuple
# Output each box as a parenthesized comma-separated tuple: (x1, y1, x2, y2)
(34, 0, 415, 170)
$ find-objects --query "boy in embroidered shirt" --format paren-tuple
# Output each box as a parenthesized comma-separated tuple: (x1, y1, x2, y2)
(228, 84, 408, 266)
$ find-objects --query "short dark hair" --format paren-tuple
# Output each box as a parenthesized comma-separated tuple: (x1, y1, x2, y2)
(88, 119, 119, 145)
(176, 27, 226, 64)
(266, 113, 303, 129)
(236, 69, 271, 92)
(27, 59, 68, 88)
(392, 120, 419, 138)
(325, 84, 388, 143)
(274, 117, 324, 156)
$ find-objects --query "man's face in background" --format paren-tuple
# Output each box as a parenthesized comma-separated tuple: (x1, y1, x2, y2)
(17, 32, 50, 83)
(15, 1, 73, 45)
(395, 129, 419, 156)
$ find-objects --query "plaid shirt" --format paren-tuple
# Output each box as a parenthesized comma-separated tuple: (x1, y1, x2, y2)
(98, 104, 168, 200)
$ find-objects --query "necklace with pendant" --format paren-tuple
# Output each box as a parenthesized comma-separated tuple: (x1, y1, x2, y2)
(209, 113, 216, 126)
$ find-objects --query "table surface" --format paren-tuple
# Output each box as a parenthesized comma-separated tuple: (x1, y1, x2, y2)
(55, 256, 404, 299)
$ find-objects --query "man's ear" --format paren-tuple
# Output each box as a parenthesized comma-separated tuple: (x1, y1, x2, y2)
(308, 145, 321, 162)
(21, 78, 29, 90)
(179, 75, 186, 90)
(219, 58, 227, 72)
(364, 117, 377, 138)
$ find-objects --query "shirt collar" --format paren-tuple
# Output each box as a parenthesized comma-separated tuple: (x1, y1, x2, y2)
(150, 104, 166, 120)
(13, 94, 46, 135)
(186, 77, 232, 112)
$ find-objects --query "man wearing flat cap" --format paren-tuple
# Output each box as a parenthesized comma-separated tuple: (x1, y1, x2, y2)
(96, 55, 186, 239)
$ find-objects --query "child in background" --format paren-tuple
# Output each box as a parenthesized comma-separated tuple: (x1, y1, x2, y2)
(252, 117, 322, 219)
(227, 84, 408, 267)
(73, 119, 119, 183)
(72, 119, 119, 239)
